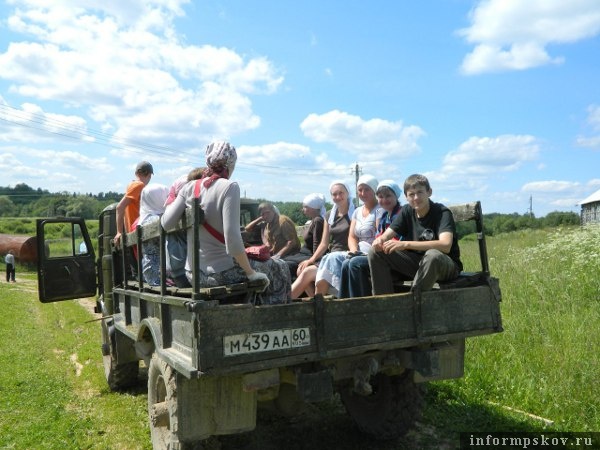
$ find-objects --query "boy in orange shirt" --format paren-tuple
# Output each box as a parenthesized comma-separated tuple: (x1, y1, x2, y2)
(113, 161, 153, 248)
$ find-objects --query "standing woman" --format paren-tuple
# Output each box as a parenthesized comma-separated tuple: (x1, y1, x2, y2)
(291, 181, 354, 299)
(339, 180, 402, 298)
(161, 141, 273, 297)
(283, 193, 327, 278)
(314, 175, 380, 297)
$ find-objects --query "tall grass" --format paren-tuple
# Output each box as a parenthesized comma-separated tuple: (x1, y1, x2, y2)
(0, 275, 150, 449)
(432, 225, 600, 432)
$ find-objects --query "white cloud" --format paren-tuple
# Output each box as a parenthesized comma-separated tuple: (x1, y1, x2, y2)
(458, 0, 600, 74)
(0, 145, 114, 192)
(0, 2, 283, 152)
(440, 135, 539, 176)
(300, 110, 425, 160)
(521, 180, 580, 192)
(521, 180, 592, 211)
(575, 104, 600, 149)
(0, 100, 92, 144)
(587, 104, 600, 130)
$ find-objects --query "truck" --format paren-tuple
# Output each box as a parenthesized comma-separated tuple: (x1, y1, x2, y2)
(36, 198, 502, 449)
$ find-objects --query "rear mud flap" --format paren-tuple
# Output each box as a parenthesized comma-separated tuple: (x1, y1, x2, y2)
(297, 369, 334, 402)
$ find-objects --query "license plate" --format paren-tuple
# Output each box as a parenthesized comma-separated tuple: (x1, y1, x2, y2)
(223, 327, 310, 356)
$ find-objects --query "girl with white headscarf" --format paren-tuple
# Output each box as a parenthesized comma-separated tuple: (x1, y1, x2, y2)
(283, 193, 327, 278)
(291, 181, 354, 299)
(314, 175, 382, 297)
(162, 141, 292, 304)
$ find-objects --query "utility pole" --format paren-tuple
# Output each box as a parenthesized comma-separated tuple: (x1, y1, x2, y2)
(529, 195, 534, 218)
(351, 163, 362, 206)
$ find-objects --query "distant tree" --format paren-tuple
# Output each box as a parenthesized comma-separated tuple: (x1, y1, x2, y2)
(63, 196, 100, 219)
(9, 183, 45, 206)
(542, 211, 580, 227)
(0, 196, 18, 217)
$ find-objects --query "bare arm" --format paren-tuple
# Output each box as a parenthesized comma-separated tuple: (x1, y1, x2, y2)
(298, 220, 330, 272)
(245, 216, 264, 232)
(371, 226, 395, 252)
(113, 196, 132, 247)
(382, 231, 453, 254)
(347, 219, 359, 253)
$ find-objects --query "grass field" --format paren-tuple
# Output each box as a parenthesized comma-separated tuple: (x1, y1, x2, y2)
(0, 225, 598, 449)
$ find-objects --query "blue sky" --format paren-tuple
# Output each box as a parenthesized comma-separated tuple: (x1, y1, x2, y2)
(1, 0, 600, 217)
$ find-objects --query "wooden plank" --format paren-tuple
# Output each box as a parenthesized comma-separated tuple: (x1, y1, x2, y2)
(447, 201, 480, 222)
(123, 205, 204, 246)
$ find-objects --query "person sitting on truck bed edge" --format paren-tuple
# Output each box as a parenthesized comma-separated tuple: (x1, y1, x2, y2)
(113, 160, 153, 249)
(160, 141, 275, 298)
(291, 180, 354, 299)
(368, 173, 462, 294)
(283, 193, 327, 280)
(245, 202, 301, 260)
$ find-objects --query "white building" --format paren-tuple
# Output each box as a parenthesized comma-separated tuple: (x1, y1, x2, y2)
(580, 188, 600, 225)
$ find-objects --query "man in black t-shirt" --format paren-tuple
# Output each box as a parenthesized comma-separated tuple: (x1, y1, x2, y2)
(368, 174, 462, 294)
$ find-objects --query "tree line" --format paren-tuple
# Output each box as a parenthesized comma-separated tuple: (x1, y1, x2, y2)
(0, 183, 581, 237)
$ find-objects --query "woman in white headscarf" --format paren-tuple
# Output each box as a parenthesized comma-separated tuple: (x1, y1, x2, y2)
(291, 181, 355, 299)
(283, 193, 327, 278)
(161, 141, 292, 304)
(138, 183, 169, 286)
(314, 175, 381, 297)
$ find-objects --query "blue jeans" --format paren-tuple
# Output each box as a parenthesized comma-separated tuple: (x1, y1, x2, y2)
(338, 255, 372, 298)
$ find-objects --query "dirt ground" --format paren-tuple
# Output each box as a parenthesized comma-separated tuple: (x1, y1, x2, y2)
(213, 401, 456, 450)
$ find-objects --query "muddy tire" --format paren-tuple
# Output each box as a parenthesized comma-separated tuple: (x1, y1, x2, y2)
(148, 354, 191, 450)
(339, 371, 424, 440)
(101, 317, 139, 391)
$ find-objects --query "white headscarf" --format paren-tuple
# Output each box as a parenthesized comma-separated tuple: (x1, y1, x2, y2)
(328, 180, 355, 225)
(303, 193, 327, 218)
(205, 141, 237, 171)
(357, 174, 379, 195)
(139, 184, 169, 225)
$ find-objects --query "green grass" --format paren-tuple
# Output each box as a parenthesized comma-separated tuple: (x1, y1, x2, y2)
(1, 226, 598, 448)
(427, 225, 600, 433)
(0, 274, 150, 450)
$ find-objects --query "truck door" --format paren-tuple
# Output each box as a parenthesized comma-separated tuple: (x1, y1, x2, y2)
(36, 218, 97, 303)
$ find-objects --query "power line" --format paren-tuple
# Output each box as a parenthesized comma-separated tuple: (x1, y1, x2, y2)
(0, 103, 364, 178)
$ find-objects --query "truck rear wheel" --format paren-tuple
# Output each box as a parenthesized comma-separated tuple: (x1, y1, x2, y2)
(101, 317, 139, 391)
(339, 371, 424, 440)
(148, 354, 188, 450)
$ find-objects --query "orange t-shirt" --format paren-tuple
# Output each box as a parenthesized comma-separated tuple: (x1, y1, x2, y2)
(124, 180, 145, 232)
